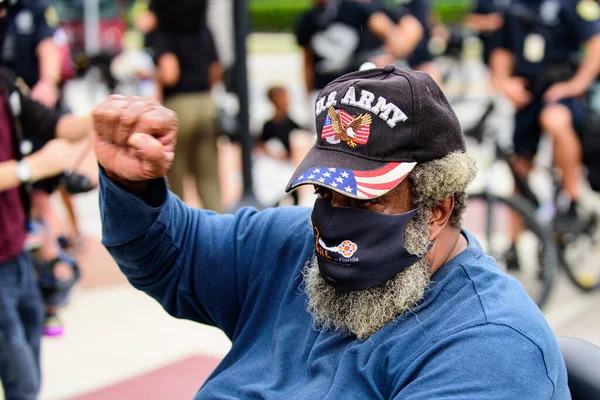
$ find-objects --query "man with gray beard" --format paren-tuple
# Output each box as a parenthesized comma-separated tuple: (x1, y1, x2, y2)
(93, 66, 570, 398)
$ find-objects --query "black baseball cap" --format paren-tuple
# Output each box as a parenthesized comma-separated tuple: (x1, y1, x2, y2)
(285, 65, 465, 199)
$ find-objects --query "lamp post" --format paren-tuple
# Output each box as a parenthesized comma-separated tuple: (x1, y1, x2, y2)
(83, 0, 100, 56)
(231, 0, 262, 210)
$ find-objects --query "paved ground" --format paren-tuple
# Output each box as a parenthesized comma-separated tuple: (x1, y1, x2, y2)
(5, 34, 600, 400)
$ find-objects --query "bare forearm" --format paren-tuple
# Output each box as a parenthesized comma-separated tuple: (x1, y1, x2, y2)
(0, 160, 21, 191)
(393, 15, 424, 57)
(490, 48, 514, 88)
(303, 48, 314, 93)
(37, 38, 61, 85)
(55, 115, 91, 141)
(570, 35, 600, 91)
(464, 13, 503, 33)
(0, 153, 58, 191)
(157, 54, 180, 88)
(463, 14, 486, 31)
(208, 62, 223, 89)
(369, 12, 422, 59)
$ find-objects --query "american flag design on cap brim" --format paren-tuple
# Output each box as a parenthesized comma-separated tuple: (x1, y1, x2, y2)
(322, 109, 371, 144)
(290, 162, 416, 199)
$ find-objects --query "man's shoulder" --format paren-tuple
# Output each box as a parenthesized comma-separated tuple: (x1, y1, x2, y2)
(379, 255, 566, 397)
(385, 320, 567, 397)
(438, 237, 560, 363)
(391, 232, 556, 355)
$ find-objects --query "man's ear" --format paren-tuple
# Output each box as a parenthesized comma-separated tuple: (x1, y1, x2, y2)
(429, 196, 455, 239)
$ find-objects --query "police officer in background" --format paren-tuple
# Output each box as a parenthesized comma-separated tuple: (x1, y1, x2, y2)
(464, 0, 510, 65)
(490, 0, 600, 232)
(2, 0, 61, 108)
(354, 0, 441, 84)
(296, 0, 417, 95)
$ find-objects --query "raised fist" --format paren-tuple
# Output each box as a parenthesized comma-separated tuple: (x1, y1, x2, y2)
(92, 95, 178, 184)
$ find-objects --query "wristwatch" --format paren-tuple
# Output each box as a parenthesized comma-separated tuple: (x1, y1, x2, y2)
(15, 160, 32, 183)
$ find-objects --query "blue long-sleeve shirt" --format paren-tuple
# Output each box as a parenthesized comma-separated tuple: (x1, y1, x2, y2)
(99, 171, 570, 399)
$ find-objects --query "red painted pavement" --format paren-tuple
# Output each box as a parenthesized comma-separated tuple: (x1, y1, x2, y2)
(71, 355, 222, 400)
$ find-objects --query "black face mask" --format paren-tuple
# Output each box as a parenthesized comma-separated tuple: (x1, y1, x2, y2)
(310, 198, 434, 292)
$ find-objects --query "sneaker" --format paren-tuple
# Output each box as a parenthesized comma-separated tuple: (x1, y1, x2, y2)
(554, 200, 593, 234)
(505, 244, 520, 271)
(43, 314, 64, 337)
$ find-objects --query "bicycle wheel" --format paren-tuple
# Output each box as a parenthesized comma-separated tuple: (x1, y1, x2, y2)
(464, 193, 558, 309)
(558, 215, 600, 291)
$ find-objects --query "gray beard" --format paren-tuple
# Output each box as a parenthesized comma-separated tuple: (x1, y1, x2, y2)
(302, 209, 433, 340)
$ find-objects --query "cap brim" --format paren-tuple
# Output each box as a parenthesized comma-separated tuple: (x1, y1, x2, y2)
(285, 147, 416, 200)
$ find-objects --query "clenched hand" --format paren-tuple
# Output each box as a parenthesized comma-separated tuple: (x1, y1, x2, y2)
(93, 95, 178, 189)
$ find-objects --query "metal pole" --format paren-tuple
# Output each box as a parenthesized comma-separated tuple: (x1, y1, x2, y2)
(83, 0, 100, 56)
(232, 0, 261, 210)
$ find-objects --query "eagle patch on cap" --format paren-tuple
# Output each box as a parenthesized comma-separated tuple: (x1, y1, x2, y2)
(322, 107, 372, 148)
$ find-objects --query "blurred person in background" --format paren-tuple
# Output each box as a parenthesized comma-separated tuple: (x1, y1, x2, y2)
(463, 0, 508, 66)
(2, 0, 61, 108)
(255, 85, 306, 205)
(256, 86, 303, 163)
(490, 0, 600, 234)
(402, 0, 441, 83)
(0, 9, 91, 392)
(146, 0, 223, 211)
(2, 0, 94, 336)
(355, 0, 441, 84)
(296, 0, 420, 102)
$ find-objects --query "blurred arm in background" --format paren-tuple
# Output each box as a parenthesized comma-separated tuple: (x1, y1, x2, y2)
(0, 65, 90, 192)
(31, 4, 61, 108)
(490, 47, 532, 111)
(368, 10, 423, 62)
(463, 12, 504, 33)
(544, 34, 600, 102)
(302, 47, 315, 93)
(489, 10, 532, 112)
(0, 139, 77, 192)
(157, 51, 180, 88)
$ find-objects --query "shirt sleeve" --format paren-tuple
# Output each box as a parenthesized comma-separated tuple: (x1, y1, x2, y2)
(151, 30, 174, 61)
(354, 1, 377, 25)
(261, 121, 273, 141)
(404, 0, 427, 27)
(390, 324, 568, 399)
(34, 5, 57, 47)
(98, 169, 312, 340)
(1, 65, 60, 141)
(562, 0, 600, 42)
(495, 10, 516, 51)
(474, 0, 496, 14)
(290, 117, 301, 131)
(205, 28, 219, 64)
(295, 12, 313, 47)
(19, 92, 61, 141)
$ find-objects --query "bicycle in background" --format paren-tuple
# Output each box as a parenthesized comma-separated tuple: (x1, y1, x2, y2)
(463, 100, 600, 309)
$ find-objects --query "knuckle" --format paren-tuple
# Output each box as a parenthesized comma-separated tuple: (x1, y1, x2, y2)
(92, 106, 105, 121)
